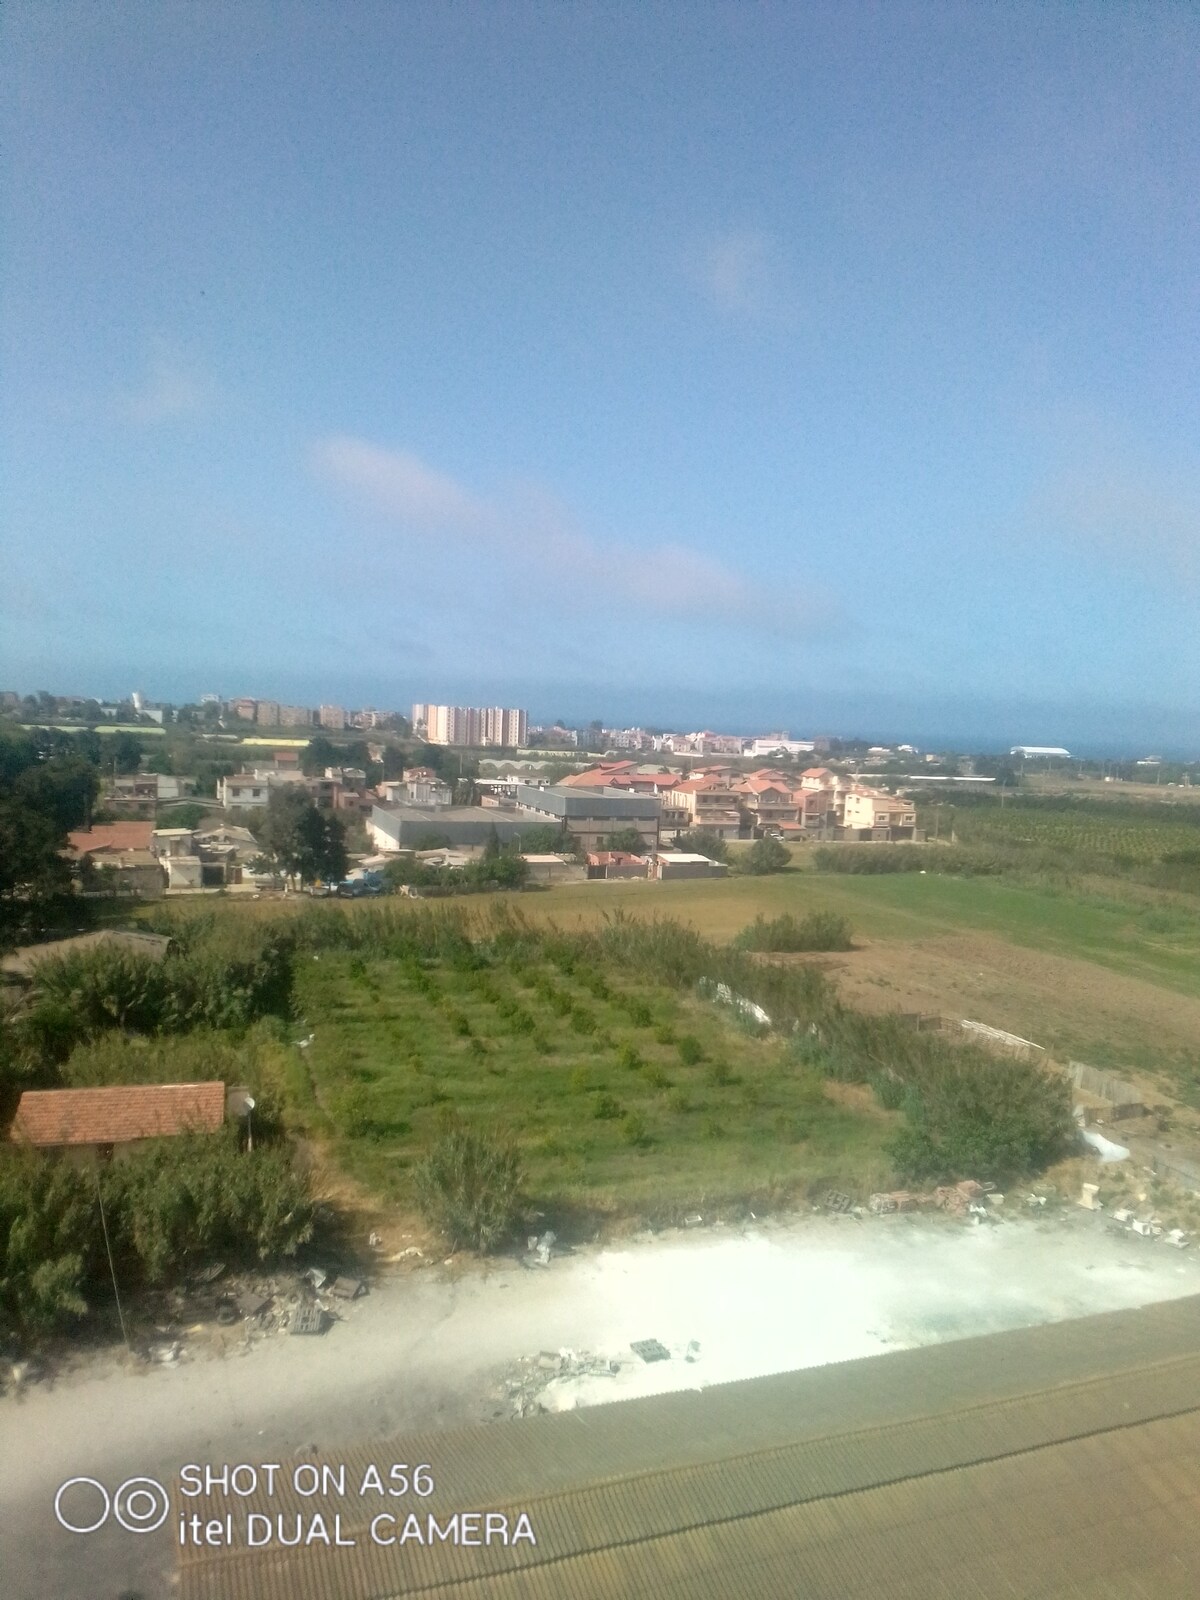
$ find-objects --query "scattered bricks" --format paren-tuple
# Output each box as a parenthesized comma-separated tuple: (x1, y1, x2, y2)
(869, 1194, 897, 1215)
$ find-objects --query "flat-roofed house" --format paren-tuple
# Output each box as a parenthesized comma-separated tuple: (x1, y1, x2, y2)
(653, 851, 729, 880)
(842, 788, 917, 840)
(586, 851, 650, 881)
(217, 774, 272, 809)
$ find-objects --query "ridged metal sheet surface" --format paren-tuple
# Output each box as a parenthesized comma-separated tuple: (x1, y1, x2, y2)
(178, 1294, 1200, 1600)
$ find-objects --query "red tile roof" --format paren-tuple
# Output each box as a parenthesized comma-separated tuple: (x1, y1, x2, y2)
(587, 851, 647, 866)
(10, 1082, 226, 1148)
(67, 822, 155, 855)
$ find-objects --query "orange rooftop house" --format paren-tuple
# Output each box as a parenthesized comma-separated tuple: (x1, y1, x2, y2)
(9, 1082, 227, 1165)
(67, 822, 165, 898)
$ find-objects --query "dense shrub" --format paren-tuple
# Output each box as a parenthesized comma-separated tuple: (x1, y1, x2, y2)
(104, 1130, 314, 1283)
(734, 911, 853, 952)
(887, 1055, 1074, 1184)
(413, 1127, 523, 1252)
(742, 837, 790, 875)
(22, 927, 291, 1045)
(0, 1152, 93, 1339)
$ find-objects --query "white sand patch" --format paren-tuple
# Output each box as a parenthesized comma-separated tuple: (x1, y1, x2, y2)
(533, 1215, 1199, 1411)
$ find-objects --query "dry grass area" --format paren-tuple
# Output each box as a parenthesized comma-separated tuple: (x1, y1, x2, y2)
(778, 930, 1200, 1088)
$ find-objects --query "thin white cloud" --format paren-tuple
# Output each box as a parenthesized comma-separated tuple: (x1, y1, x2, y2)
(312, 436, 834, 636)
(1037, 461, 1200, 585)
(693, 229, 792, 320)
(118, 343, 211, 424)
(313, 436, 489, 531)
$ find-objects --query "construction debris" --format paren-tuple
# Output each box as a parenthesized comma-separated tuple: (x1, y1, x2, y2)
(500, 1348, 622, 1417)
(630, 1338, 671, 1364)
(289, 1303, 326, 1336)
(1078, 1183, 1102, 1210)
(304, 1267, 328, 1291)
(822, 1191, 853, 1214)
(330, 1276, 365, 1301)
(523, 1230, 559, 1268)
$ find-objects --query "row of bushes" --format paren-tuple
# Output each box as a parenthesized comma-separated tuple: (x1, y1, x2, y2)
(811, 844, 1002, 875)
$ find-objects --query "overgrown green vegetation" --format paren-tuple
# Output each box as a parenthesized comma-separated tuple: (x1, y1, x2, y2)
(0, 888, 1087, 1342)
(734, 910, 853, 952)
(812, 843, 1000, 875)
(414, 1127, 523, 1251)
(924, 796, 1200, 896)
(0, 1132, 312, 1341)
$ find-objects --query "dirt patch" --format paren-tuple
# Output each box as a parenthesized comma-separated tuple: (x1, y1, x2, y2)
(788, 933, 1200, 1091)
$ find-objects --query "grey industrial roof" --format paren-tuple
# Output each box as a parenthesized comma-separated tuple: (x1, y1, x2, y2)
(515, 784, 660, 819)
(177, 1294, 1200, 1600)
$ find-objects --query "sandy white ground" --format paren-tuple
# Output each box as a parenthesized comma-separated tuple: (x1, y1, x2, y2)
(3, 1208, 1198, 1600)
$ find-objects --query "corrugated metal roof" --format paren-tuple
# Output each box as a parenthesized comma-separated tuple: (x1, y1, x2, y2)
(178, 1296, 1200, 1600)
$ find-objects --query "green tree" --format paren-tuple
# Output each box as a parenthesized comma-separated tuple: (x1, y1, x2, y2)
(518, 823, 568, 854)
(600, 826, 645, 854)
(300, 735, 339, 776)
(0, 1153, 93, 1339)
(109, 732, 143, 774)
(743, 836, 790, 875)
(13, 756, 98, 834)
(258, 788, 349, 884)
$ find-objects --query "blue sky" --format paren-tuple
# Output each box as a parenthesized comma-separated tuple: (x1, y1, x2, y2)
(2, 2, 1197, 750)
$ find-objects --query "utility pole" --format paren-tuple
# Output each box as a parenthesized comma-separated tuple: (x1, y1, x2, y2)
(93, 1164, 131, 1352)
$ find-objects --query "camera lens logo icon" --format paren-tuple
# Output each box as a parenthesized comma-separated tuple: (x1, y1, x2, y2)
(55, 1476, 171, 1535)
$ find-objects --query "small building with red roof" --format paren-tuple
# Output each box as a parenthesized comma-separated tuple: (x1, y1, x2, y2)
(9, 1082, 227, 1164)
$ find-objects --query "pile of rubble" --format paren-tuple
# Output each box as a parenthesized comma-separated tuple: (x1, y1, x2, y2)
(136, 1260, 370, 1362)
(854, 1180, 1011, 1220)
(499, 1348, 623, 1417)
(1109, 1208, 1189, 1248)
(497, 1335, 702, 1418)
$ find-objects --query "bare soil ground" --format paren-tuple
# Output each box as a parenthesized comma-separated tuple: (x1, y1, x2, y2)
(786, 931, 1200, 1094)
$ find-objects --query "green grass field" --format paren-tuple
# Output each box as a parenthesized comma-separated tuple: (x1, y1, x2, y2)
(284, 944, 897, 1217)
(508, 870, 1200, 1002)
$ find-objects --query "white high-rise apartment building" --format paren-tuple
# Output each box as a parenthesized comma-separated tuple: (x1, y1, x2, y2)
(413, 704, 528, 747)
